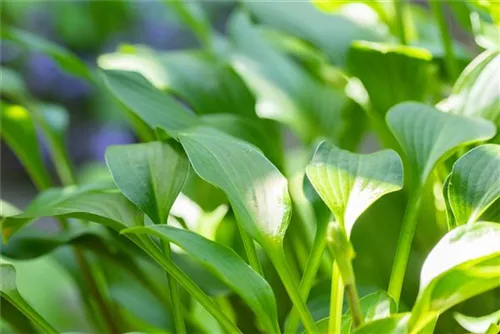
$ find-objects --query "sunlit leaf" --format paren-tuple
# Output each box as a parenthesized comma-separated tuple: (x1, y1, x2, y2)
(2, 184, 141, 241)
(101, 70, 199, 137)
(122, 225, 280, 333)
(0, 102, 51, 190)
(347, 41, 434, 115)
(386, 102, 496, 184)
(450, 50, 500, 135)
(447, 144, 500, 225)
(306, 141, 403, 235)
(243, 0, 382, 67)
(410, 222, 500, 332)
(0, 261, 57, 333)
(454, 309, 500, 334)
(106, 141, 189, 225)
(179, 126, 291, 245)
(1, 26, 93, 81)
(354, 313, 410, 333)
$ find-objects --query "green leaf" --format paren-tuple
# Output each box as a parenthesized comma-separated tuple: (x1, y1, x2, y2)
(243, 0, 382, 67)
(341, 291, 397, 333)
(0, 261, 57, 333)
(99, 48, 257, 118)
(454, 309, 500, 334)
(347, 41, 434, 115)
(386, 102, 496, 184)
(100, 70, 199, 137)
(450, 50, 500, 133)
(0, 102, 51, 190)
(1, 26, 93, 81)
(0, 67, 28, 101)
(447, 144, 500, 225)
(105, 141, 189, 224)
(2, 184, 142, 241)
(354, 313, 410, 334)
(228, 11, 355, 143)
(122, 225, 280, 333)
(179, 126, 291, 245)
(410, 222, 500, 332)
(306, 141, 403, 234)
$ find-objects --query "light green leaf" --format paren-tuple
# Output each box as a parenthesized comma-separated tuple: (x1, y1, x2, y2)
(347, 41, 434, 115)
(354, 313, 410, 334)
(99, 48, 257, 118)
(0, 102, 51, 190)
(101, 70, 199, 137)
(454, 309, 500, 334)
(386, 102, 496, 184)
(306, 141, 403, 235)
(122, 225, 280, 333)
(105, 141, 189, 224)
(410, 222, 500, 332)
(0, 261, 57, 333)
(341, 291, 397, 333)
(0, 67, 28, 101)
(228, 11, 354, 143)
(1, 26, 92, 81)
(179, 126, 291, 245)
(243, 0, 382, 67)
(2, 185, 142, 241)
(450, 50, 500, 132)
(447, 144, 500, 225)
(0, 200, 22, 218)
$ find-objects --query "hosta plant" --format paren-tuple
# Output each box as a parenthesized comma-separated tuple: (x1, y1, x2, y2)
(1, 1, 500, 333)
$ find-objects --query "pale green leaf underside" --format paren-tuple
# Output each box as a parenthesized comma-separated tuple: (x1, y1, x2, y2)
(179, 126, 291, 245)
(2, 185, 142, 241)
(122, 225, 279, 333)
(342, 291, 396, 333)
(106, 141, 189, 225)
(306, 141, 403, 235)
(454, 309, 500, 334)
(410, 222, 500, 331)
(447, 144, 500, 225)
(387, 102, 496, 183)
(101, 70, 198, 137)
(354, 313, 411, 334)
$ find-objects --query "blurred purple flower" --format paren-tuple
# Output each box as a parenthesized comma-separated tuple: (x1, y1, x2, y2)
(88, 124, 134, 162)
(24, 53, 60, 96)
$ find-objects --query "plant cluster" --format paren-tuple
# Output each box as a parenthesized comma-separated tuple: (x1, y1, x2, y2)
(1, 1, 499, 333)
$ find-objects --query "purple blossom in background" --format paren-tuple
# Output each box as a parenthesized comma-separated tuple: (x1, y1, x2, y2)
(24, 53, 59, 96)
(88, 124, 135, 162)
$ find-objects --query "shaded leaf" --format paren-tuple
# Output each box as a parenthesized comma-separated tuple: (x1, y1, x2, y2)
(106, 141, 189, 224)
(0, 67, 28, 101)
(454, 309, 500, 334)
(122, 225, 280, 333)
(386, 102, 496, 184)
(0, 102, 51, 189)
(447, 144, 500, 225)
(410, 222, 500, 332)
(347, 41, 434, 115)
(101, 70, 198, 137)
(179, 126, 291, 245)
(306, 141, 403, 235)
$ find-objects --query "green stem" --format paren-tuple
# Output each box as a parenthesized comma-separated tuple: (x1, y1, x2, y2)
(345, 284, 363, 328)
(169, 1, 212, 51)
(388, 187, 423, 304)
(162, 241, 186, 334)
(429, 0, 458, 81)
(395, 0, 408, 45)
(285, 221, 329, 333)
(140, 238, 242, 334)
(328, 262, 344, 334)
(238, 224, 263, 275)
(267, 243, 317, 334)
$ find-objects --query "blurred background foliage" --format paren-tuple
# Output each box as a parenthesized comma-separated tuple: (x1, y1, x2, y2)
(0, 1, 499, 333)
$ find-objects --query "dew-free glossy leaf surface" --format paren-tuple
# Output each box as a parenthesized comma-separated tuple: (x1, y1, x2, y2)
(447, 144, 500, 225)
(179, 126, 291, 245)
(2, 185, 142, 241)
(387, 102, 496, 183)
(454, 309, 500, 334)
(354, 313, 410, 334)
(106, 141, 189, 224)
(410, 222, 500, 331)
(347, 41, 433, 115)
(0, 103, 51, 190)
(306, 141, 403, 234)
(122, 225, 280, 333)
(101, 70, 198, 137)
